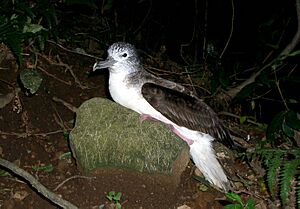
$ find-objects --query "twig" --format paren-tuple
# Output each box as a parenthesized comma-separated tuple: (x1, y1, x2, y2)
(288, 64, 298, 77)
(145, 65, 195, 76)
(0, 158, 79, 209)
(0, 130, 64, 138)
(39, 54, 89, 90)
(52, 96, 78, 113)
(281, 0, 300, 56)
(37, 66, 72, 86)
(51, 103, 72, 131)
(229, 66, 258, 79)
(133, 0, 152, 34)
(183, 83, 211, 95)
(54, 175, 96, 191)
(67, 66, 88, 90)
(256, 17, 290, 65)
(0, 78, 16, 89)
(234, 189, 267, 201)
(56, 56, 89, 90)
(47, 40, 101, 60)
(180, 0, 198, 65)
(274, 70, 289, 110)
(146, 65, 212, 94)
(219, 0, 235, 59)
(224, 62, 270, 99)
(251, 89, 272, 100)
(223, 0, 300, 99)
(218, 111, 262, 126)
(53, 113, 68, 131)
(183, 66, 197, 94)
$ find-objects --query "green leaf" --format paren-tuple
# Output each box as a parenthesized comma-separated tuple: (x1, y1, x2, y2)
(23, 18, 46, 33)
(0, 169, 10, 177)
(19, 69, 43, 94)
(282, 121, 294, 138)
(106, 191, 114, 201)
(285, 111, 300, 131)
(32, 164, 53, 172)
(225, 192, 243, 204)
(234, 83, 260, 102)
(239, 116, 247, 124)
(258, 71, 272, 88)
(106, 195, 113, 201)
(63, 131, 70, 140)
(114, 192, 122, 201)
(266, 111, 286, 143)
(251, 100, 255, 110)
(116, 202, 122, 209)
(102, 0, 114, 13)
(288, 50, 300, 57)
(223, 204, 243, 209)
(245, 199, 255, 209)
(59, 152, 71, 160)
(108, 191, 115, 196)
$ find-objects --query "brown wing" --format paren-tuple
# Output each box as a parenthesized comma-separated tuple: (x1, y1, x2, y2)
(141, 82, 234, 147)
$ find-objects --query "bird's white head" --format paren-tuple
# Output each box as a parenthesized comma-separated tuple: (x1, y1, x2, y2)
(93, 42, 141, 74)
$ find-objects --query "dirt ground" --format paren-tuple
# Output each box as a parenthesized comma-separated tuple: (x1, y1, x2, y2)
(0, 42, 265, 209)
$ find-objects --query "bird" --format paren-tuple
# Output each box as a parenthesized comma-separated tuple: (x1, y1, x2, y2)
(93, 42, 234, 192)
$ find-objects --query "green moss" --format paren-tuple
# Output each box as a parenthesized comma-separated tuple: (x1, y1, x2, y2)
(70, 97, 189, 174)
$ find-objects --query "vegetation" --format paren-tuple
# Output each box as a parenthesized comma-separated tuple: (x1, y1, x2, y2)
(224, 192, 255, 209)
(31, 164, 54, 172)
(248, 148, 300, 206)
(0, 0, 300, 208)
(106, 191, 122, 209)
(0, 0, 57, 63)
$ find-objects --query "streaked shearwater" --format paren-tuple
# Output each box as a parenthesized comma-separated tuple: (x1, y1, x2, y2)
(93, 42, 233, 192)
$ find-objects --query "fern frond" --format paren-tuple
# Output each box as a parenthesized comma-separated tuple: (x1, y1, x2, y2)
(5, 31, 23, 63)
(0, 16, 23, 63)
(291, 149, 300, 157)
(297, 175, 300, 208)
(280, 159, 300, 205)
(265, 151, 283, 196)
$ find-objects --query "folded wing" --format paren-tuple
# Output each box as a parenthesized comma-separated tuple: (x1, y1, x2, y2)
(141, 82, 233, 147)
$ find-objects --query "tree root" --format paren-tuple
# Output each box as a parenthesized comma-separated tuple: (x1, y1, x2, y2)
(0, 158, 79, 209)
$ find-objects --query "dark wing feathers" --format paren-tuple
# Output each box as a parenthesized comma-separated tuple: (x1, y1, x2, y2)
(142, 82, 233, 147)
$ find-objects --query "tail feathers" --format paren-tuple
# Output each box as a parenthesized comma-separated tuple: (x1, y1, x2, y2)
(189, 139, 231, 192)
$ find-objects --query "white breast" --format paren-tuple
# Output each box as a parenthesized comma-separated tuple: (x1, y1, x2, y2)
(108, 71, 161, 118)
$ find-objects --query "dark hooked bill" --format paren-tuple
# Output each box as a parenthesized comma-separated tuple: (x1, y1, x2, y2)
(93, 58, 116, 71)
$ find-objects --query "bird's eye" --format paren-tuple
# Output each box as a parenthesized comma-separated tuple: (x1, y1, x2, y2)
(122, 53, 127, 57)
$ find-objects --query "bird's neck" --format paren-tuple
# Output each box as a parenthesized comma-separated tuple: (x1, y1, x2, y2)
(110, 62, 141, 74)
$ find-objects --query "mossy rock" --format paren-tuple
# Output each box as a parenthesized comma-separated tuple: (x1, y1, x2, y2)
(70, 97, 189, 177)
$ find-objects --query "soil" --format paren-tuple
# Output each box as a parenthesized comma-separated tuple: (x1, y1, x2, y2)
(0, 43, 264, 209)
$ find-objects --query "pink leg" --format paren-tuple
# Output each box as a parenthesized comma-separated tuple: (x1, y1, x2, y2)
(166, 124, 194, 145)
(139, 114, 160, 123)
(140, 114, 194, 145)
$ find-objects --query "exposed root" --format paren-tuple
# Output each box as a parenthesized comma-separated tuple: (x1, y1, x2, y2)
(0, 158, 79, 209)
